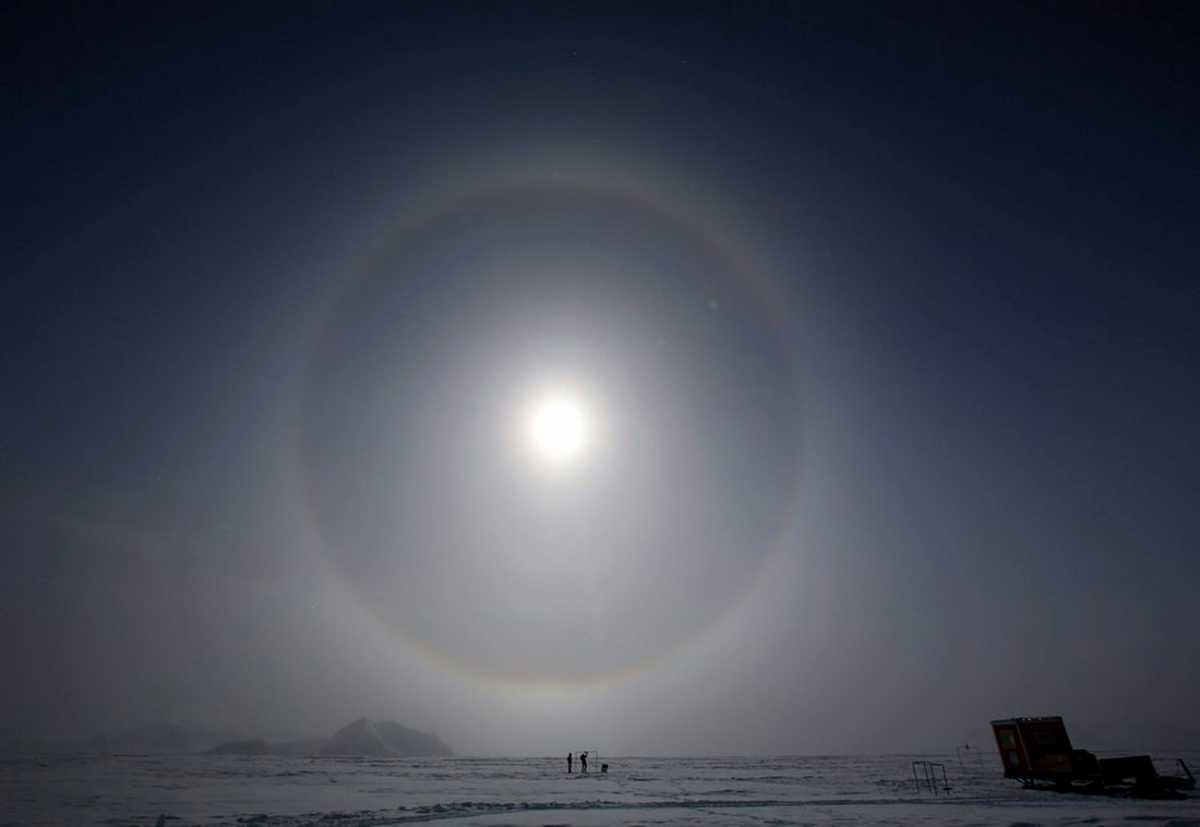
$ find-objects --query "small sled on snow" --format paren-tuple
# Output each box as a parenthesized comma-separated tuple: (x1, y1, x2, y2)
(991, 716, 1194, 798)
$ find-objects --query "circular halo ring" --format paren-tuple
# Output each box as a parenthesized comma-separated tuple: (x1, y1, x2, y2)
(292, 171, 806, 689)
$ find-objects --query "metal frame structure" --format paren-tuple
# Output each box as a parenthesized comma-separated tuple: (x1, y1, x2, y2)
(574, 748, 600, 773)
(912, 760, 951, 794)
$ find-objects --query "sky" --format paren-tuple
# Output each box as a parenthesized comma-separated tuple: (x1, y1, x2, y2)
(3, 3, 1199, 756)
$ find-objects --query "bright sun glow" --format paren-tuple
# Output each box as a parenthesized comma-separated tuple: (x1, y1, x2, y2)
(526, 392, 590, 467)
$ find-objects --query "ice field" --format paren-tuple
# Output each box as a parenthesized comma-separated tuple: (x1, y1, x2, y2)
(3, 753, 1199, 826)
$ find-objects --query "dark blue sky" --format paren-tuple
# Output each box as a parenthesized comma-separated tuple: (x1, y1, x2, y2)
(3, 3, 1198, 753)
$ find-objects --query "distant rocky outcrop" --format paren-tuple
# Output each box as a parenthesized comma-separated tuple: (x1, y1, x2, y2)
(321, 718, 390, 756)
(373, 720, 453, 756)
(57, 721, 225, 754)
(320, 717, 452, 757)
(36, 716, 451, 757)
(208, 738, 271, 755)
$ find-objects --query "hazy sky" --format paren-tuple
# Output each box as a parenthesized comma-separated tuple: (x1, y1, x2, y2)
(4, 4, 1198, 755)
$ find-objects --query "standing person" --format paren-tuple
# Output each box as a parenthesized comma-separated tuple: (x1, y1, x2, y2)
(567, 752, 573, 773)
(581, 751, 588, 773)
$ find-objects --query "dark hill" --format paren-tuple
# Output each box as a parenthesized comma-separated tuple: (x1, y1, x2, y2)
(375, 720, 453, 756)
(320, 718, 452, 756)
(321, 717, 389, 756)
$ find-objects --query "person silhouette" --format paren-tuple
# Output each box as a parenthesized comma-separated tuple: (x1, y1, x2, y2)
(581, 751, 588, 773)
(567, 752, 572, 773)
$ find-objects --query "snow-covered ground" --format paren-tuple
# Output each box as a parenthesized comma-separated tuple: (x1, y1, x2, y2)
(2, 753, 1197, 826)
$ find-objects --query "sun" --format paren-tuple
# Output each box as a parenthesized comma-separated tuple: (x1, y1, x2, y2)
(525, 392, 590, 467)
